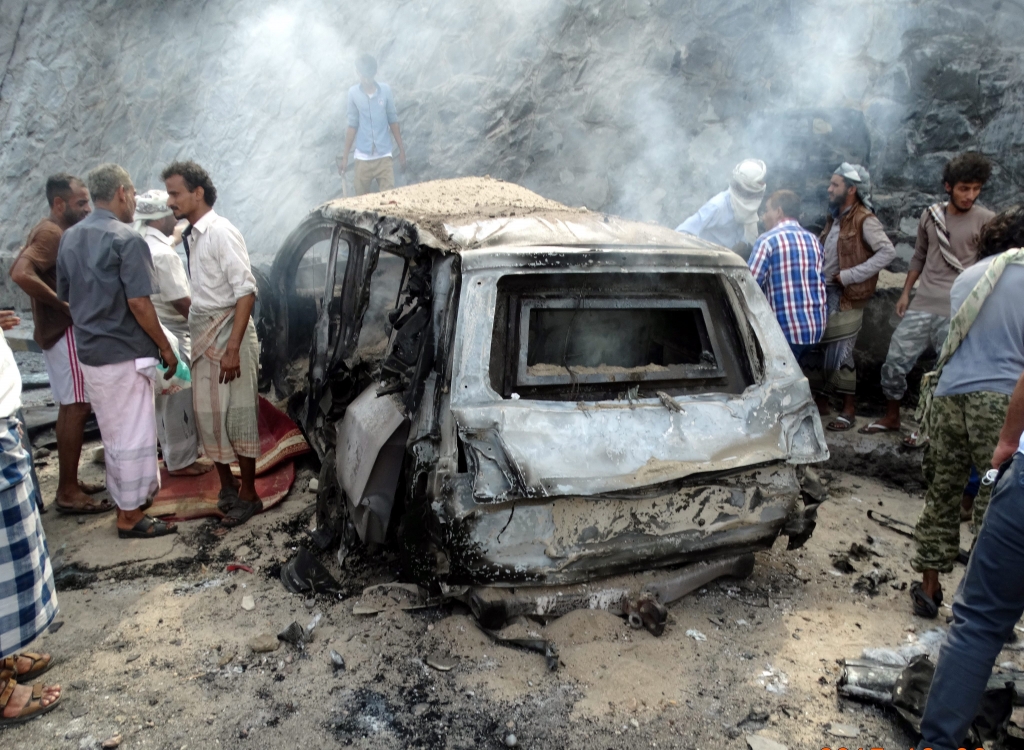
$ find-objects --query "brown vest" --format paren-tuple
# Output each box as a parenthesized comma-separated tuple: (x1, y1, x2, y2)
(820, 202, 879, 309)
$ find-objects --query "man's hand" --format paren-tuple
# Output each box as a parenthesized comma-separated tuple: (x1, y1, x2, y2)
(895, 292, 910, 318)
(160, 346, 179, 382)
(0, 310, 20, 331)
(219, 345, 241, 384)
(993, 437, 1019, 470)
(398, 148, 407, 170)
(337, 156, 348, 176)
(832, 273, 845, 288)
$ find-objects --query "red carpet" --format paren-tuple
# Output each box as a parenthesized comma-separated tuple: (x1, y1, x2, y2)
(151, 397, 311, 521)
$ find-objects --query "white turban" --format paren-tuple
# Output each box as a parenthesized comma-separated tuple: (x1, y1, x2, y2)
(134, 189, 173, 221)
(834, 162, 873, 210)
(729, 159, 767, 243)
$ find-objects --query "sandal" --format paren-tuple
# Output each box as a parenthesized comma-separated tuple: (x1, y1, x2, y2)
(219, 498, 263, 529)
(117, 516, 178, 539)
(0, 652, 52, 683)
(857, 422, 899, 435)
(217, 487, 240, 515)
(55, 492, 115, 515)
(910, 581, 942, 619)
(827, 414, 855, 432)
(0, 676, 62, 727)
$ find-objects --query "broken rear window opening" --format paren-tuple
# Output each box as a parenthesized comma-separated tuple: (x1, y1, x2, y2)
(489, 272, 755, 400)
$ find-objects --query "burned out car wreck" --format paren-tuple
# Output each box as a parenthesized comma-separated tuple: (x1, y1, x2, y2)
(262, 177, 828, 630)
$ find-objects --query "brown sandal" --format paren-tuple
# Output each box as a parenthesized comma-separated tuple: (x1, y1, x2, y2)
(0, 652, 52, 683)
(0, 675, 62, 726)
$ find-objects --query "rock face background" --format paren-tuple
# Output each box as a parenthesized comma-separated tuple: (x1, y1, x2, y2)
(1, 0, 1022, 386)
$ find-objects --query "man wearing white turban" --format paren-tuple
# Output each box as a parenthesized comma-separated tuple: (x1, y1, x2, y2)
(134, 189, 212, 477)
(676, 159, 768, 259)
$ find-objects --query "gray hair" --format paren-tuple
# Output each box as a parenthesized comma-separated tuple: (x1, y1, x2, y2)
(87, 163, 133, 203)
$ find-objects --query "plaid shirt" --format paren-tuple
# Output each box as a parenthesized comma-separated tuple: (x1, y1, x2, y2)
(748, 219, 828, 346)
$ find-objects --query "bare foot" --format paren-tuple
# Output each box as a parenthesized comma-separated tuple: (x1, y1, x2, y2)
(78, 480, 106, 494)
(4, 652, 50, 678)
(169, 458, 215, 477)
(2, 681, 61, 718)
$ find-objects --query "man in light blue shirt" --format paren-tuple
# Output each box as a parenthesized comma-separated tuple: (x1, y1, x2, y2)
(337, 54, 407, 196)
(676, 159, 767, 259)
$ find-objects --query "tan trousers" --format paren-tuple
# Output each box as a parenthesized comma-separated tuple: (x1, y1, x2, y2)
(354, 157, 394, 195)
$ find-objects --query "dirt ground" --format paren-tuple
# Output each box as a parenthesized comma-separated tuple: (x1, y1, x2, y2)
(7, 408, 1002, 750)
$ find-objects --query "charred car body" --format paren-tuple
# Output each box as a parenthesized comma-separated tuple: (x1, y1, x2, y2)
(261, 177, 828, 591)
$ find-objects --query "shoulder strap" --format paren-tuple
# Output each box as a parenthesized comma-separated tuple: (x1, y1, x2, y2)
(926, 202, 964, 273)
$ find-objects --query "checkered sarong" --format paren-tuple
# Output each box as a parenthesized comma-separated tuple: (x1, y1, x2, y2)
(0, 415, 57, 658)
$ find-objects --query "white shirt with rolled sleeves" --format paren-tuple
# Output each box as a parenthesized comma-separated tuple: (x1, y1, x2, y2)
(185, 209, 258, 314)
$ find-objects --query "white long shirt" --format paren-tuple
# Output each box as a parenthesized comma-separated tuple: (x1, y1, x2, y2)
(0, 331, 22, 419)
(144, 226, 192, 349)
(184, 209, 258, 315)
(676, 190, 744, 249)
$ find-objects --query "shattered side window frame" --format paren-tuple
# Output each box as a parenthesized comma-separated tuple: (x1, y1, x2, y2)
(514, 297, 727, 387)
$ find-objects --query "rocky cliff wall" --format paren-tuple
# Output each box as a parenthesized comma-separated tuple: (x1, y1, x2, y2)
(1, 0, 1022, 307)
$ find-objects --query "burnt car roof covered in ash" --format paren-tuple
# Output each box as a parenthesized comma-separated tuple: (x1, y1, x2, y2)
(313, 176, 738, 257)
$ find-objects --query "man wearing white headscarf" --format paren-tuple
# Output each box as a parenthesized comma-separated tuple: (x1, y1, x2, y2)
(134, 190, 211, 477)
(676, 159, 767, 259)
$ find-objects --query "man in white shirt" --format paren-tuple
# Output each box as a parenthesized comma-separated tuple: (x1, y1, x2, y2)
(162, 161, 262, 530)
(133, 190, 212, 478)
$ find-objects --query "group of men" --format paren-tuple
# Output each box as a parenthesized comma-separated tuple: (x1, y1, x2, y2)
(9, 162, 264, 538)
(682, 154, 1024, 749)
(0, 52, 407, 726)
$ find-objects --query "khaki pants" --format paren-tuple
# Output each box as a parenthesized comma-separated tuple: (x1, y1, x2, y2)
(354, 157, 394, 195)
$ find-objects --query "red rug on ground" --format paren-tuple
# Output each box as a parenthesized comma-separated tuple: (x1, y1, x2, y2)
(151, 397, 311, 521)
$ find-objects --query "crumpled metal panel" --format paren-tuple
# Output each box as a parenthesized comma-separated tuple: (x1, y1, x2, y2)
(448, 251, 828, 500)
(335, 384, 409, 544)
(440, 463, 801, 584)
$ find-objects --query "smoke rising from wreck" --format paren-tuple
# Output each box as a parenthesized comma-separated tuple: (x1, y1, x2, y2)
(2, 0, 1020, 263)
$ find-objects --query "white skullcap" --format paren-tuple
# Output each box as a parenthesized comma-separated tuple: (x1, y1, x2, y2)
(134, 189, 173, 221)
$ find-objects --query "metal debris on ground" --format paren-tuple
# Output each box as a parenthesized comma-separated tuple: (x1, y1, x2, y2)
(329, 650, 346, 672)
(278, 547, 343, 596)
(852, 568, 896, 596)
(226, 562, 253, 573)
(685, 629, 707, 642)
(277, 621, 311, 650)
(476, 624, 559, 671)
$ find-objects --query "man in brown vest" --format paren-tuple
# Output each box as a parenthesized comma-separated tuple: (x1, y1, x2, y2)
(801, 163, 896, 431)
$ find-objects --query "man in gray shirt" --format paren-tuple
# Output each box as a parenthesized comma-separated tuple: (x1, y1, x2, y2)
(56, 163, 179, 541)
(909, 205, 1024, 619)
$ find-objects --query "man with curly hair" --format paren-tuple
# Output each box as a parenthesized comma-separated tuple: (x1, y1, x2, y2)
(863, 152, 994, 441)
(162, 160, 261, 530)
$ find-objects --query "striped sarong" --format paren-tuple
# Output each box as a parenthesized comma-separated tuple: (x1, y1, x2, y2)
(81, 360, 160, 511)
(801, 285, 863, 396)
(190, 308, 260, 464)
(0, 415, 57, 658)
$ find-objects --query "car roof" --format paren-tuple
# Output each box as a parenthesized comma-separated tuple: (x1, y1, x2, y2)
(315, 177, 737, 260)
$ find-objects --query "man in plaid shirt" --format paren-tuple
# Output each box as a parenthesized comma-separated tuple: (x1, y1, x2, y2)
(747, 190, 828, 359)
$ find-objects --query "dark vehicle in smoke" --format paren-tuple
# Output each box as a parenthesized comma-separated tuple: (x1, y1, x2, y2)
(260, 177, 828, 592)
